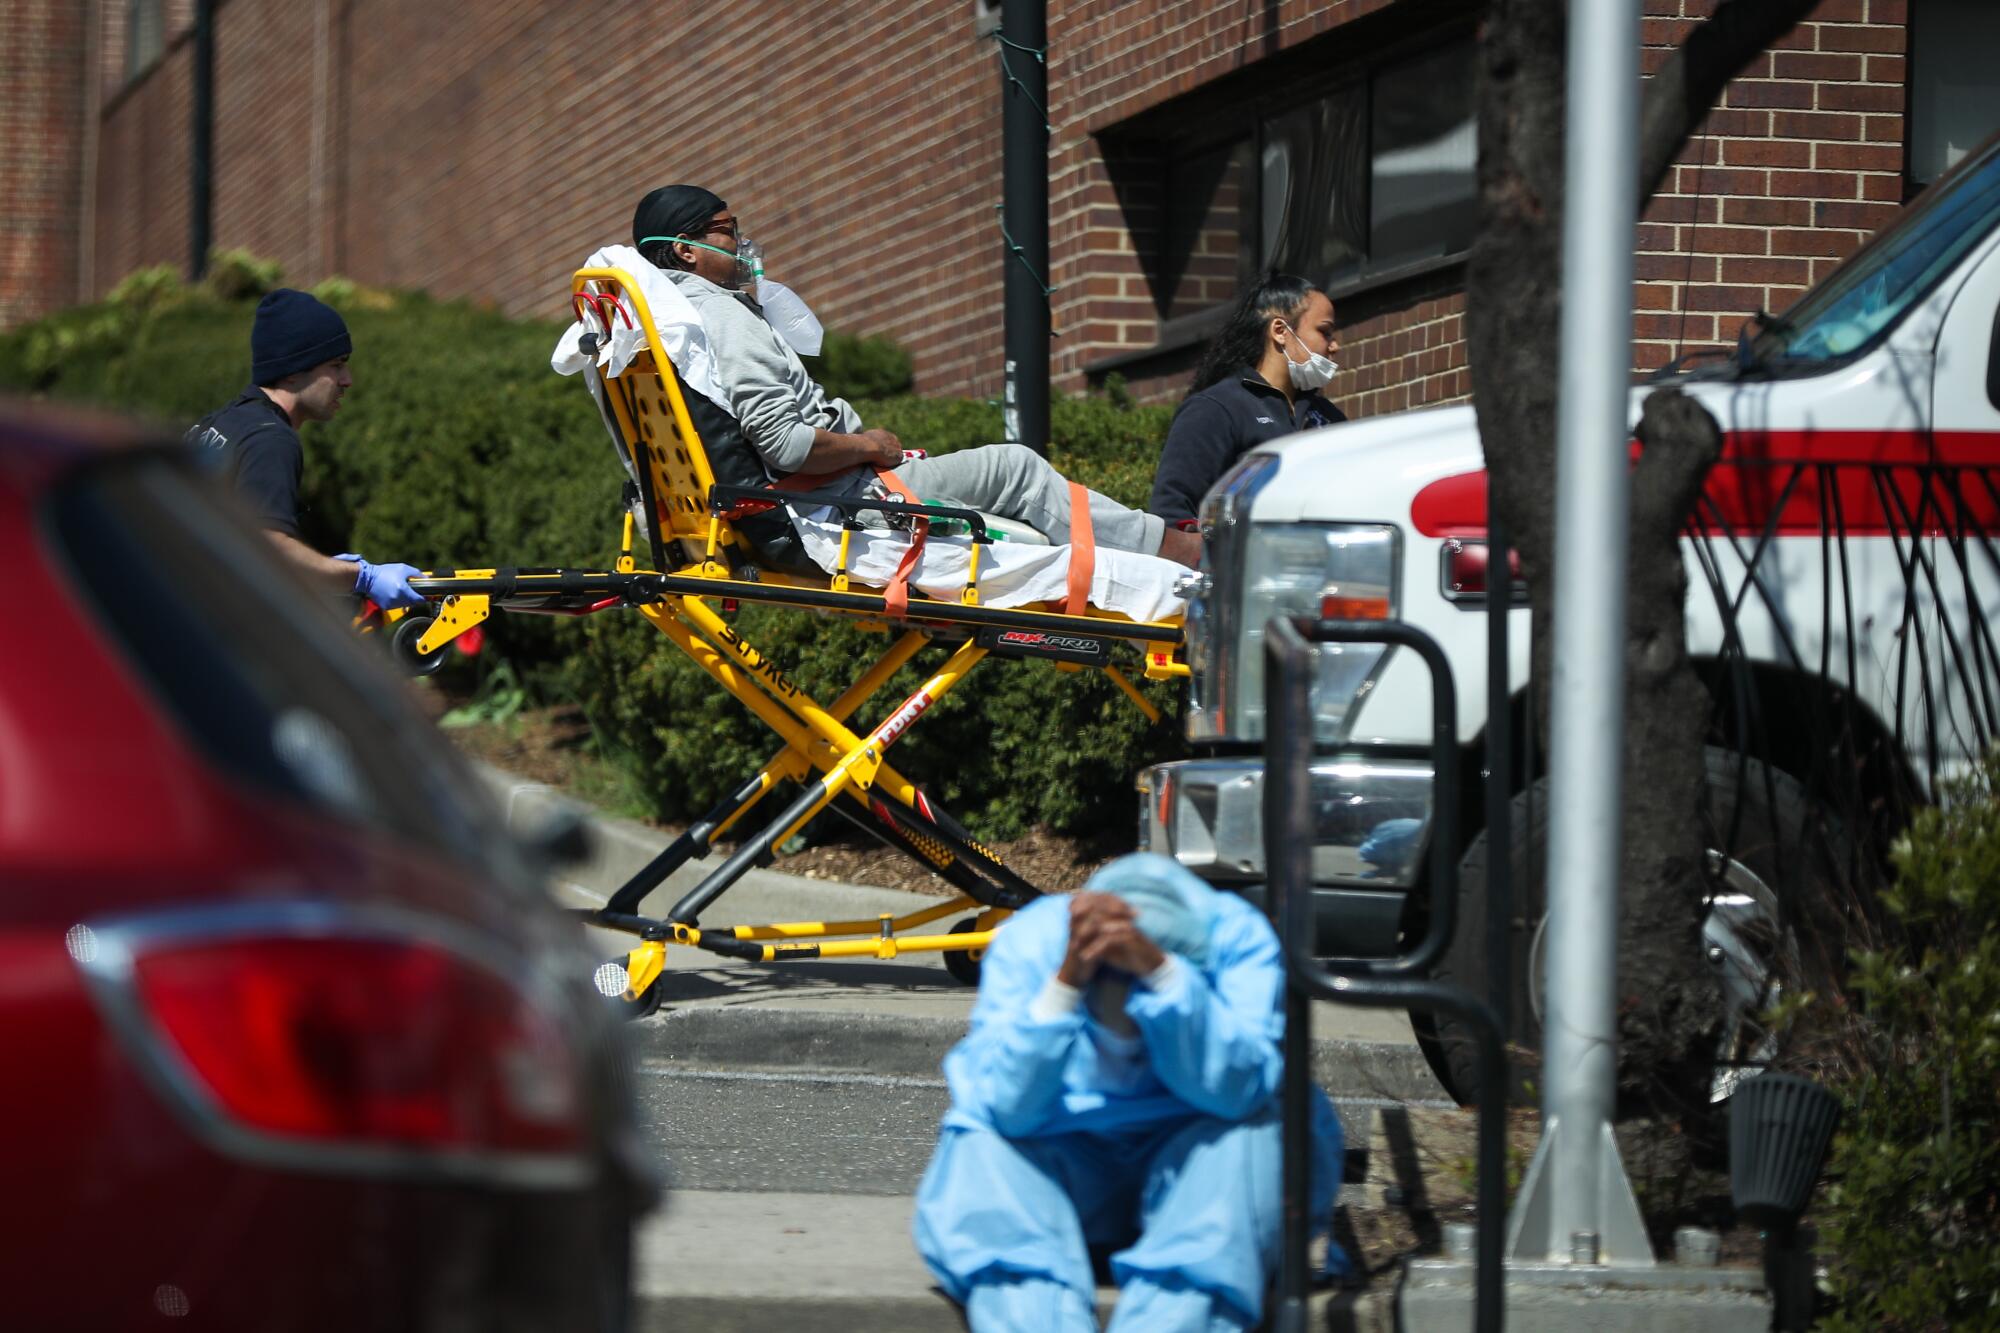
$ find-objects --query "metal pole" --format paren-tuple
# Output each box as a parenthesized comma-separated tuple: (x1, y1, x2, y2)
(1485, 505, 1513, 1053)
(1273, 936, 1313, 1331)
(1503, 0, 1655, 1268)
(1268, 618, 1505, 1332)
(999, 0, 1050, 455)
(189, 0, 215, 280)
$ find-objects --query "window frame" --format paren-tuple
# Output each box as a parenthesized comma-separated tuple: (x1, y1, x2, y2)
(123, 0, 166, 86)
(1903, 0, 2000, 197)
(1152, 126, 1267, 341)
(1100, 20, 1479, 369)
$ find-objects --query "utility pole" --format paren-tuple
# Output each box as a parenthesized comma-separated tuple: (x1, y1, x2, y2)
(998, 0, 1049, 454)
(189, 0, 215, 280)
(1503, 0, 1655, 1270)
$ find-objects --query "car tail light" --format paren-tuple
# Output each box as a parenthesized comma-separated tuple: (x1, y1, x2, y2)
(75, 904, 589, 1186)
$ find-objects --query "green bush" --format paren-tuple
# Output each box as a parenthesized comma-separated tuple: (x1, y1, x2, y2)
(1, 268, 1186, 841)
(802, 330, 913, 399)
(202, 247, 285, 302)
(1816, 753, 2000, 1330)
(107, 263, 187, 311)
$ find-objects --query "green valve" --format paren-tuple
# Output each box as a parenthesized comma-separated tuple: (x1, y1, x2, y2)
(922, 505, 975, 537)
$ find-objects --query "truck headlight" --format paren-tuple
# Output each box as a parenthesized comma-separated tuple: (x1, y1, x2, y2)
(1188, 520, 1399, 745)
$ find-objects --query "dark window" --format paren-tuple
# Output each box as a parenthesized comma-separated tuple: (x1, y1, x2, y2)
(1262, 86, 1369, 288)
(124, 0, 164, 82)
(1362, 43, 1478, 275)
(1131, 36, 1476, 324)
(1910, 0, 2000, 186)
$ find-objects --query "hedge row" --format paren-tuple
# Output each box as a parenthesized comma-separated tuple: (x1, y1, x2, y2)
(1, 262, 1184, 838)
(1814, 753, 2000, 1329)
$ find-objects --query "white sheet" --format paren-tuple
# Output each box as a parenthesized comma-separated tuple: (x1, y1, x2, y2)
(794, 519, 1189, 622)
(551, 244, 725, 405)
(550, 251, 1187, 623)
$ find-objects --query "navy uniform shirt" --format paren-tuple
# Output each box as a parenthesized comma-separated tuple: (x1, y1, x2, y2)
(1148, 369, 1346, 524)
(185, 386, 305, 537)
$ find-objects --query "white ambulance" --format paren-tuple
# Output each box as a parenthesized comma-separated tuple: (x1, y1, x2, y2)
(1139, 132, 2000, 1104)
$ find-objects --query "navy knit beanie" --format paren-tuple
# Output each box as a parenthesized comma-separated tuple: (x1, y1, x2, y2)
(251, 289, 351, 385)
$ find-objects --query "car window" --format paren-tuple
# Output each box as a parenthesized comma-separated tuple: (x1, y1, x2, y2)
(1771, 136, 2000, 365)
(41, 453, 534, 895)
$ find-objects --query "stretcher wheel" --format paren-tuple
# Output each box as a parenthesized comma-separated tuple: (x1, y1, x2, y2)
(390, 614, 449, 677)
(621, 981, 665, 1020)
(594, 956, 665, 1020)
(943, 918, 984, 987)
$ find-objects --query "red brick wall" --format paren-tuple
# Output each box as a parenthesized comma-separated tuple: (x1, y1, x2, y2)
(94, 32, 194, 292)
(1, 0, 93, 329)
(64, 0, 1916, 418)
(1635, 0, 1908, 374)
(210, 0, 322, 278)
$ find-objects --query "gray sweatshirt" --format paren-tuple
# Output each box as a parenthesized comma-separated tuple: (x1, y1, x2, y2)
(666, 270, 862, 475)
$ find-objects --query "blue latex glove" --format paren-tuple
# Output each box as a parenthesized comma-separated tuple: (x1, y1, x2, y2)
(334, 553, 427, 610)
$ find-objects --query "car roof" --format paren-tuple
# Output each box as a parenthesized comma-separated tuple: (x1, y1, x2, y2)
(0, 396, 170, 493)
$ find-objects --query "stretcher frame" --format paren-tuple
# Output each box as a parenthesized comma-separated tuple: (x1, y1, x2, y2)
(399, 266, 1190, 1010)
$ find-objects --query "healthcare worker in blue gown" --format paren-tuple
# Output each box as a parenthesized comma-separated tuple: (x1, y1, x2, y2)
(913, 853, 1348, 1332)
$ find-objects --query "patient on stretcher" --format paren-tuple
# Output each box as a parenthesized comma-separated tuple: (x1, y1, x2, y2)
(628, 184, 1201, 568)
(551, 186, 1196, 621)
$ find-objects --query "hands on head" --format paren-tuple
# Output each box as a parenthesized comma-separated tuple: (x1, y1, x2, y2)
(1056, 891, 1167, 989)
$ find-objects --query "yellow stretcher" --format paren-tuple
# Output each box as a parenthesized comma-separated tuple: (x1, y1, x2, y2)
(397, 265, 1189, 1013)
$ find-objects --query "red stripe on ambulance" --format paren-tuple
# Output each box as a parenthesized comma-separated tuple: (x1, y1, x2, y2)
(1409, 429, 2000, 540)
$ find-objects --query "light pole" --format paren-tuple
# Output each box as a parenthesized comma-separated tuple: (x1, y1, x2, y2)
(998, 0, 1050, 455)
(1503, 0, 1655, 1269)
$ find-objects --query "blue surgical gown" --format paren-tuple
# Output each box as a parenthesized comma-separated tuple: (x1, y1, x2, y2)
(912, 886, 1346, 1329)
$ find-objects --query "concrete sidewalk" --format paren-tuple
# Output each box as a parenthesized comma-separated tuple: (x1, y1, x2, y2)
(483, 765, 1427, 1330)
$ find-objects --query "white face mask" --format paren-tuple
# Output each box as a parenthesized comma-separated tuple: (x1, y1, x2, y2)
(1278, 321, 1340, 392)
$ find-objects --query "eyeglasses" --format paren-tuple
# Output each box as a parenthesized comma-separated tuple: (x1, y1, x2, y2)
(688, 219, 739, 245)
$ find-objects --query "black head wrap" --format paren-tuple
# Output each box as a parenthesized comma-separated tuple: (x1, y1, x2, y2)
(632, 184, 727, 251)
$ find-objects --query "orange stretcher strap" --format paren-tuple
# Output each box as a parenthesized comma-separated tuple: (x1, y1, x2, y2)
(753, 464, 927, 614)
(1065, 480, 1095, 616)
(872, 467, 927, 619)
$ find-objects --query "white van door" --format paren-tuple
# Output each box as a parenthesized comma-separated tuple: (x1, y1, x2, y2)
(1923, 224, 2000, 777)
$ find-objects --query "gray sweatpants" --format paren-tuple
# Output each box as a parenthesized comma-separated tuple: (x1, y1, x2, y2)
(888, 443, 1165, 555)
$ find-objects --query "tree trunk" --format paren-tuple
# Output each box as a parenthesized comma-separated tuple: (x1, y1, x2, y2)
(1466, 0, 1815, 1104)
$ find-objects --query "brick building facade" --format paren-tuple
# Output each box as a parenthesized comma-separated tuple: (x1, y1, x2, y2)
(8, 0, 1997, 418)
(1, 1, 98, 331)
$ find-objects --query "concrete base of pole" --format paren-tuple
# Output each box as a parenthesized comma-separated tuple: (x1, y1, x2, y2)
(1398, 1258, 1767, 1332)
(1506, 1115, 1655, 1265)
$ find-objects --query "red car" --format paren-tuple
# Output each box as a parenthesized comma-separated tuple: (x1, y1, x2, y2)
(0, 400, 656, 1331)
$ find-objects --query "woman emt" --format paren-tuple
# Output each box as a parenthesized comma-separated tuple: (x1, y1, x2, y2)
(1147, 273, 1346, 525)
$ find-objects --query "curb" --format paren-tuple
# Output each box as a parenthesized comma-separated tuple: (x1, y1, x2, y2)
(629, 1288, 1396, 1333)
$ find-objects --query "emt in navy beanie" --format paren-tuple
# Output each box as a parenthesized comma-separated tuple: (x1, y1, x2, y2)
(181, 288, 425, 611)
(251, 289, 352, 386)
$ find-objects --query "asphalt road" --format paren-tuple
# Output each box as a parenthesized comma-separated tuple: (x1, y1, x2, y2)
(637, 1063, 950, 1195)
